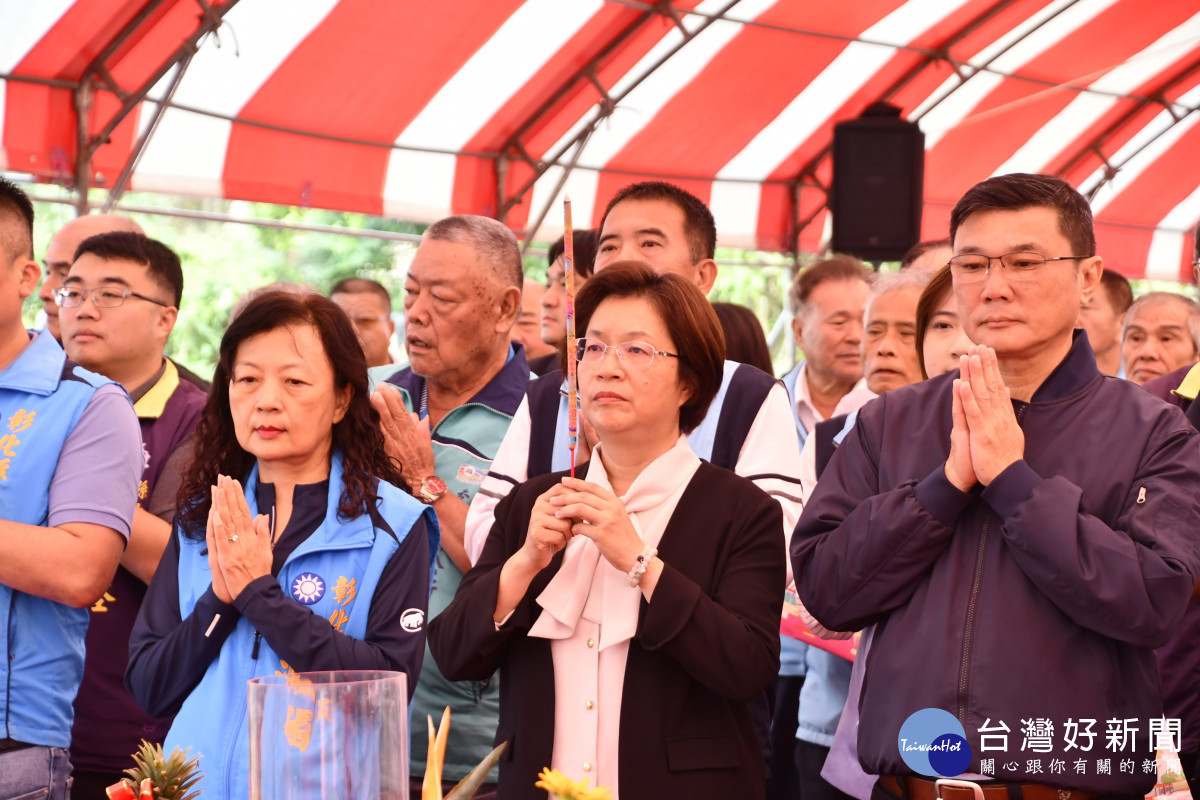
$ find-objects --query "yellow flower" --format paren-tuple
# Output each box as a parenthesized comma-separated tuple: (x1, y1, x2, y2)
(534, 767, 612, 800)
(535, 768, 575, 795)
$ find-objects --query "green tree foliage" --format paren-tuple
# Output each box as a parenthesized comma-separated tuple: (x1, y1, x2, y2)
(27, 191, 425, 378)
(21, 185, 1200, 385)
(25, 190, 812, 380)
(709, 249, 794, 375)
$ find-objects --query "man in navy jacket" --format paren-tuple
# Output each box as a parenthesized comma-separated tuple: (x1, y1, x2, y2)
(793, 173, 1200, 799)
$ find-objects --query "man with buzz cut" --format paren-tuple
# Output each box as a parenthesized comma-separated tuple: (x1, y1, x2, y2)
(0, 180, 142, 799)
(368, 214, 527, 798)
(794, 173, 1200, 800)
(58, 231, 207, 798)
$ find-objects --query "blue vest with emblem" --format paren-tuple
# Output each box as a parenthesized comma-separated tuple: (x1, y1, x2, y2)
(165, 453, 434, 800)
(0, 331, 118, 746)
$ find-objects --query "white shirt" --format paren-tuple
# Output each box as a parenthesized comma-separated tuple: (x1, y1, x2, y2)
(790, 362, 876, 443)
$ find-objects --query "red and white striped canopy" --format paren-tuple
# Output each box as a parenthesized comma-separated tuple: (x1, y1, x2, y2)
(2, 0, 1199, 279)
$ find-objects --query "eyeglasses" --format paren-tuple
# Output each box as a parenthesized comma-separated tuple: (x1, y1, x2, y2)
(575, 337, 679, 368)
(948, 252, 1092, 284)
(55, 286, 171, 309)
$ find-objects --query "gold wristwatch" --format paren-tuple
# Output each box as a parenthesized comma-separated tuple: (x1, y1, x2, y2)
(417, 475, 447, 505)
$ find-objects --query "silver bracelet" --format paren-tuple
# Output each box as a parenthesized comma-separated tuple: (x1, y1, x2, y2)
(626, 546, 657, 588)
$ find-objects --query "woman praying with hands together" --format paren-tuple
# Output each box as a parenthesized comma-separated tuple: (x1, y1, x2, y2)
(127, 292, 437, 800)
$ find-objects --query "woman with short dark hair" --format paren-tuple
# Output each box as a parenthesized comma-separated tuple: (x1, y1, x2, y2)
(126, 291, 438, 800)
(430, 262, 785, 800)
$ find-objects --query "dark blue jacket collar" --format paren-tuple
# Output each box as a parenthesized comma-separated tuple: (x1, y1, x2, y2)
(1027, 329, 1100, 404)
(386, 343, 529, 417)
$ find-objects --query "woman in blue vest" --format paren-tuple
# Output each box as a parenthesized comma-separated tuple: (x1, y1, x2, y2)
(127, 292, 438, 800)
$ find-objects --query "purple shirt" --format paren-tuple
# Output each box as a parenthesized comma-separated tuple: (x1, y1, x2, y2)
(71, 364, 205, 774)
(48, 382, 141, 536)
(1141, 362, 1194, 409)
(1141, 362, 1200, 753)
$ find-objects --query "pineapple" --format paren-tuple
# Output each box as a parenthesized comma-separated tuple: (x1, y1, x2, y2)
(105, 740, 202, 800)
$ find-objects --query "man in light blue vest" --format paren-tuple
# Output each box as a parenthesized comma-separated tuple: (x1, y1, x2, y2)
(0, 179, 142, 799)
(369, 215, 526, 798)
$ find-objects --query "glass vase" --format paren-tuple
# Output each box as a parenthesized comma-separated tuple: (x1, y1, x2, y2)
(248, 669, 408, 800)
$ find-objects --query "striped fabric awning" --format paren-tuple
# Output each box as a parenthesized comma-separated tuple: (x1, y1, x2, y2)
(2, 0, 1198, 279)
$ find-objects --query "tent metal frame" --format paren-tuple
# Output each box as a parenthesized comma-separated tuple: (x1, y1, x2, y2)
(69, 0, 241, 214)
(1065, 57, 1200, 202)
(494, 0, 746, 250)
(781, 0, 1073, 253)
(4, 0, 1198, 259)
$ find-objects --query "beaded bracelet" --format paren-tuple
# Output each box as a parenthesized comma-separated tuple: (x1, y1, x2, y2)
(626, 546, 657, 588)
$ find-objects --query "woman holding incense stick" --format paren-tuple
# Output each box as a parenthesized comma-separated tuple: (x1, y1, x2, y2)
(429, 262, 785, 800)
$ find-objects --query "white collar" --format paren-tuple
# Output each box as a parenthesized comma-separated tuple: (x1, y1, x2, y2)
(529, 436, 701, 649)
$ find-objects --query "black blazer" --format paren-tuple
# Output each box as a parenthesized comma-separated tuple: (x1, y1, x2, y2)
(428, 462, 785, 800)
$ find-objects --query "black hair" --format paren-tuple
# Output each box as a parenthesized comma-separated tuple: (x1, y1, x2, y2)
(0, 178, 34, 262)
(601, 181, 717, 263)
(950, 173, 1095, 257)
(74, 232, 184, 307)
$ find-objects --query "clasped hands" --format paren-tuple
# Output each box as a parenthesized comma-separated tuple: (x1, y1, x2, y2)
(945, 345, 1026, 492)
(206, 474, 273, 604)
(517, 478, 644, 575)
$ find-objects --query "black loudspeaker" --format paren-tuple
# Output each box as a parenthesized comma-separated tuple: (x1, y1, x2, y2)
(830, 105, 925, 263)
